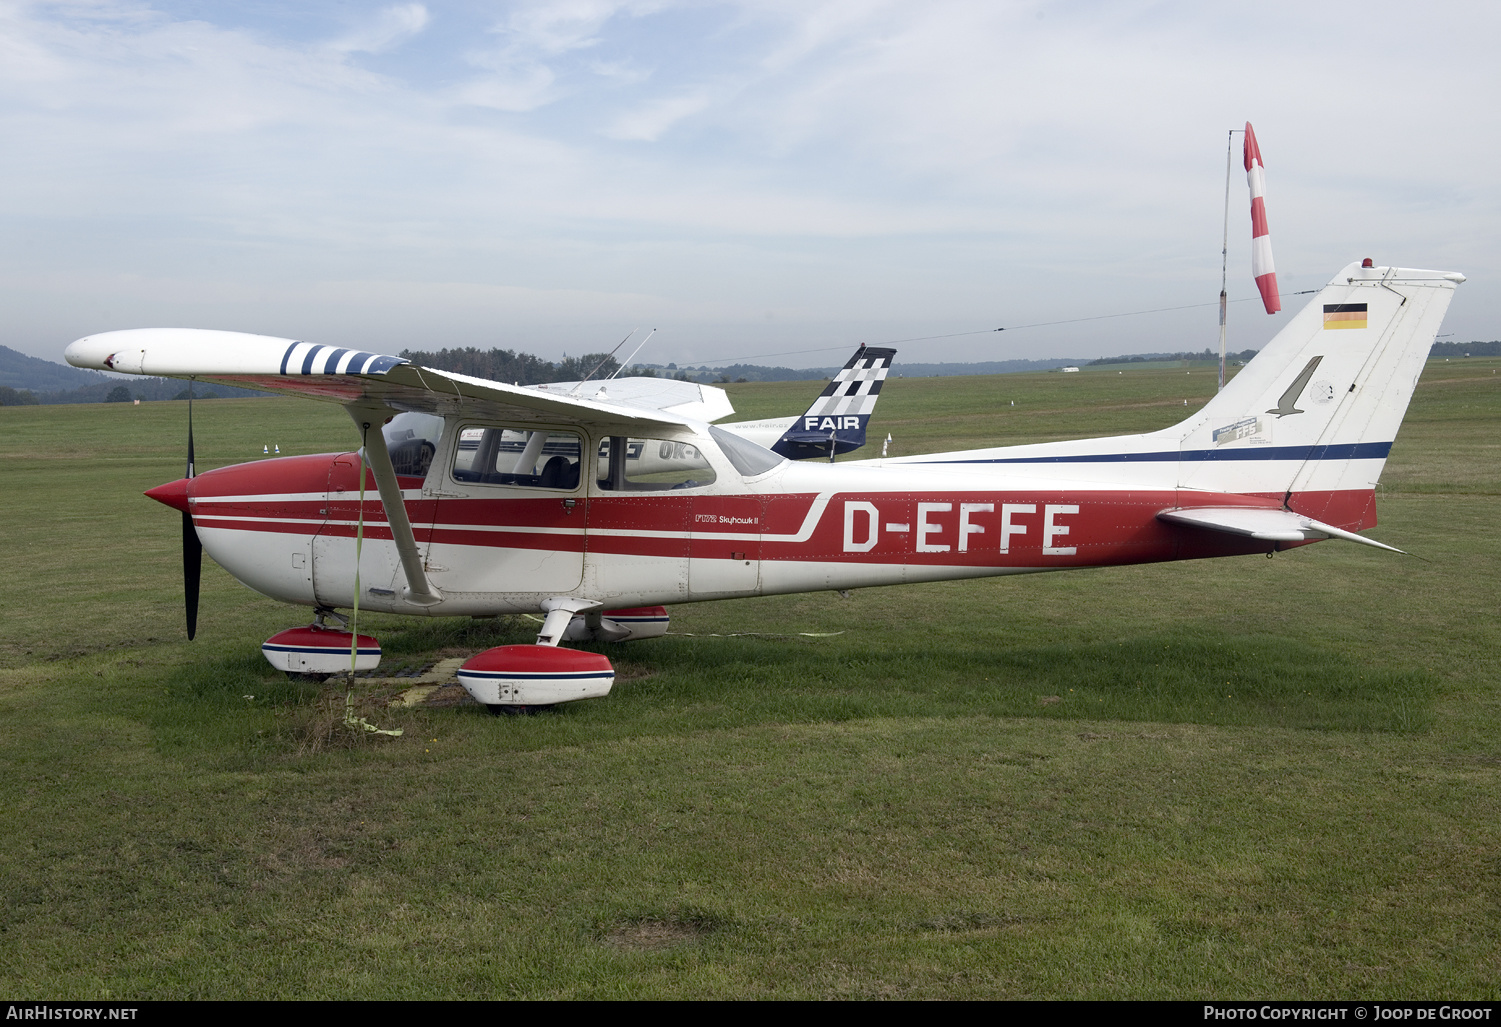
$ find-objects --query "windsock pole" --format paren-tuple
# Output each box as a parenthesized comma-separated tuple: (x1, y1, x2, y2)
(1219, 129, 1237, 392)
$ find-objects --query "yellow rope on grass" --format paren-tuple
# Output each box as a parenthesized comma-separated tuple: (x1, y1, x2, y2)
(345, 423, 402, 738)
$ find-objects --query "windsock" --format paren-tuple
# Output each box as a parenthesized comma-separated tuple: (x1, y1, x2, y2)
(1243, 122, 1281, 314)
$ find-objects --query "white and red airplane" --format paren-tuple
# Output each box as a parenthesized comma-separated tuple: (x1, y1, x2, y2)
(66, 259, 1462, 712)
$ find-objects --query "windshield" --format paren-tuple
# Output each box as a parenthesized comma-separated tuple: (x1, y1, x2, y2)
(709, 425, 786, 477)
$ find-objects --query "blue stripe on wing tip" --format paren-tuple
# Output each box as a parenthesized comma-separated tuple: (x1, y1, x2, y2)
(361, 354, 408, 374)
(274, 343, 409, 376)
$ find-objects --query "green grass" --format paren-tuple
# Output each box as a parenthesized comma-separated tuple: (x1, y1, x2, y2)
(1, 360, 1499, 998)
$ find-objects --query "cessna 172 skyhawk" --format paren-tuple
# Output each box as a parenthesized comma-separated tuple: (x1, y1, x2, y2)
(66, 260, 1462, 712)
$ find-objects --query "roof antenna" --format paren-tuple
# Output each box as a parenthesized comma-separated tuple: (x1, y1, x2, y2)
(609, 328, 658, 379)
(571, 328, 641, 394)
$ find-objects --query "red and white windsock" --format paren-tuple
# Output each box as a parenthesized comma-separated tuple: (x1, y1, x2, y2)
(1243, 122, 1281, 314)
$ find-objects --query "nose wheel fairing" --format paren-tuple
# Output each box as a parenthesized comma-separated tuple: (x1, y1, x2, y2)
(261, 624, 382, 676)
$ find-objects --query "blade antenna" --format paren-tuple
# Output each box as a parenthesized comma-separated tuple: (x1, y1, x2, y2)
(608, 328, 657, 379)
(570, 328, 639, 393)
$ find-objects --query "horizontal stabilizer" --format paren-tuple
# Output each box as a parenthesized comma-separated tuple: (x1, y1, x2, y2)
(1159, 506, 1405, 554)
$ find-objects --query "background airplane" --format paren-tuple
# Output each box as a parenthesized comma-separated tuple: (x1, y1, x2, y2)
(526, 343, 896, 462)
(715, 344, 896, 460)
(66, 260, 1461, 712)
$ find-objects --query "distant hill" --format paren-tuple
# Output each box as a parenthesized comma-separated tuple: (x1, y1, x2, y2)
(0, 345, 266, 404)
(0, 345, 109, 393)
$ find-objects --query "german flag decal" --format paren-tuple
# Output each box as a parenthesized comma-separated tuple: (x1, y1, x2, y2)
(1323, 303, 1368, 330)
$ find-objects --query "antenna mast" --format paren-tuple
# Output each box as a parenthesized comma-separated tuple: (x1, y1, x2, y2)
(1219, 128, 1243, 392)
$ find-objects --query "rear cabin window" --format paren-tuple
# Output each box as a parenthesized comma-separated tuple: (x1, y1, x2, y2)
(597, 436, 717, 491)
(452, 427, 583, 490)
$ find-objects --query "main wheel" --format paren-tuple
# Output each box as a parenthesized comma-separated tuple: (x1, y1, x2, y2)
(485, 704, 555, 716)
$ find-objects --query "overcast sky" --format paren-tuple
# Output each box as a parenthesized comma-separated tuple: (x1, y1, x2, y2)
(3, 0, 1496, 369)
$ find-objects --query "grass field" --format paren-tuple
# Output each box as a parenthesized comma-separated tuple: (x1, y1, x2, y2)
(2, 359, 1499, 999)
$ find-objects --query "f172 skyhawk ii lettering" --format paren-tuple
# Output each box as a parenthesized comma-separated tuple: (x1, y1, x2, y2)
(67, 260, 1463, 712)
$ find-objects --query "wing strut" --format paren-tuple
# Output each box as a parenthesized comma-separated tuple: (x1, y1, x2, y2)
(349, 404, 442, 606)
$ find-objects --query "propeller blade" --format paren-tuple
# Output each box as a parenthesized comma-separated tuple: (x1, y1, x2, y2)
(183, 509, 202, 640)
(184, 383, 200, 639)
(185, 384, 195, 479)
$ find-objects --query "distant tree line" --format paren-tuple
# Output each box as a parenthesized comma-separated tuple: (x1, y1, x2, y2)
(399, 347, 856, 384)
(11, 338, 1497, 409)
(0, 385, 40, 406)
(1086, 341, 1501, 368)
(39, 378, 265, 404)
(398, 347, 630, 384)
(1088, 348, 1260, 366)
(639, 362, 838, 383)
(1430, 341, 1501, 358)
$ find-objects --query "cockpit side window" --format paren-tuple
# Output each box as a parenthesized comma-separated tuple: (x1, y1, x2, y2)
(452, 426, 582, 490)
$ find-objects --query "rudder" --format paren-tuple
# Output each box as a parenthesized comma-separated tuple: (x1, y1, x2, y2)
(1174, 261, 1462, 529)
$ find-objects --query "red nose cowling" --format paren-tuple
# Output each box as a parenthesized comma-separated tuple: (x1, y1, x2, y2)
(145, 477, 192, 513)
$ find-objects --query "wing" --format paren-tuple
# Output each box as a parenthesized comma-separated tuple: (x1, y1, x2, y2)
(65, 328, 708, 434)
(527, 376, 734, 423)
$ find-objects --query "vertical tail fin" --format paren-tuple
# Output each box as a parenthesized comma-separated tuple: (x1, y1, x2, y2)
(770, 345, 896, 459)
(1176, 261, 1463, 528)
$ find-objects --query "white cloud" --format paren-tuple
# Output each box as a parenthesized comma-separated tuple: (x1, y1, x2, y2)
(328, 4, 430, 56)
(456, 66, 558, 112)
(495, 0, 624, 55)
(1, 0, 1498, 365)
(605, 92, 710, 141)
